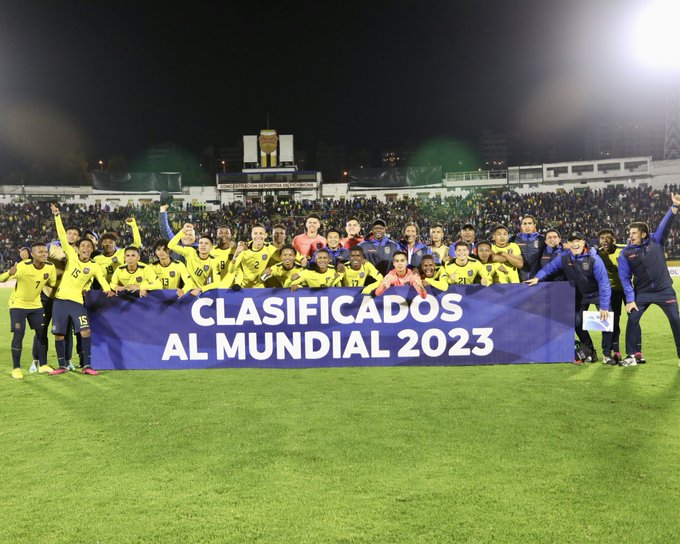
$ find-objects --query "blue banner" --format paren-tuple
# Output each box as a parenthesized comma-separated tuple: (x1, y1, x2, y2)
(87, 284, 575, 369)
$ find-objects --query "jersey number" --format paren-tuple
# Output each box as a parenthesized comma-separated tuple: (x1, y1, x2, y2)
(78, 315, 89, 327)
(71, 269, 81, 279)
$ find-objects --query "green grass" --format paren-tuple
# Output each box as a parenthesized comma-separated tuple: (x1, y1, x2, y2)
(2, 283, 680, 543)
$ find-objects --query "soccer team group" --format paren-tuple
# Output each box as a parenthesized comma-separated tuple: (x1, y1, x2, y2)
(4, 193, 680, 379)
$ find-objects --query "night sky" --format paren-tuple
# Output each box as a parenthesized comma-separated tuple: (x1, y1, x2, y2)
(0, 0, 666, 174)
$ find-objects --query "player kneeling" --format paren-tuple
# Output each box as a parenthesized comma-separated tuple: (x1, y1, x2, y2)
(285, 249, 343, 291)
(374, 251, 427, 299)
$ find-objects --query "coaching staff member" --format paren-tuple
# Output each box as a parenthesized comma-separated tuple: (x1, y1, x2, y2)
(618, 192, 680, 367)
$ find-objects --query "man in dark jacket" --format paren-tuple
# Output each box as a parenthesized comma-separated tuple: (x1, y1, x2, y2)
(618, 193, 680, 367)
(526, 231, 611, 363)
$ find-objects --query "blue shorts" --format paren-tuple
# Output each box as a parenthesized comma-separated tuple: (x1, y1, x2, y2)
(9, 308, 44, 332)
(51, 299, 89, 335)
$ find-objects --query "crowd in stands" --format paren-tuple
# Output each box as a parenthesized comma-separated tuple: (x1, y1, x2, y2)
(0, 184, 679, 267)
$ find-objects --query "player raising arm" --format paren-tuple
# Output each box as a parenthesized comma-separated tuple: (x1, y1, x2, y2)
(169, 224, 221, 294)
(0, 242, 57, 379)
(617, 192, 680, 367)
(49, 204, 115, 376)
(92, 218, 142, 283)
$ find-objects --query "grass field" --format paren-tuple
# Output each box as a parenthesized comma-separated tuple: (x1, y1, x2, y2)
(2, 283, 680, 543)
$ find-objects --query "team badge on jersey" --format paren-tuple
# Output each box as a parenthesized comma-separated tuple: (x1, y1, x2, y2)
(486, 265, 492, 272)
(582, 261, 590, 271)
(136, 276, 143, 282)
(262, 254, 269, 260)
(83, 268, 90, 274)
(468, 270, 474, 277)
(534, 240, 539, 248)
(385, 247, 391, 254)
(416, 250, 422, 256)
(170, 271, 176, 277)
(112, 257, 118, 263)
(203, 265, 210, 272)
(43, 273, 49, 279)
(359, 272, 365, 278)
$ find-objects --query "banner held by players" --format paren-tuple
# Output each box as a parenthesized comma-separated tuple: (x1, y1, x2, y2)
(87, 284, 575, 369)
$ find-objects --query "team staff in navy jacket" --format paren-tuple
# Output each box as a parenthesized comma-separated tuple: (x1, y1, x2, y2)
(398, 222, 434, 269)
(526, 231, 611, 363)
(512, 215, 546, 282)
(617, 193, 680, 367)
(358, 219, 400, 276)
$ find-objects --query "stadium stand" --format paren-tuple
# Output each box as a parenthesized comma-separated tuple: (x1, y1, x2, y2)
(0, 184, 678, 268)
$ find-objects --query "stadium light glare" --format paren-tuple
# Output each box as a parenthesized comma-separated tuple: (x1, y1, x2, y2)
(632, 0, 680, 70)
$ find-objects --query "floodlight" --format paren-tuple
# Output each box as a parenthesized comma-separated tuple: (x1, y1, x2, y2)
(632, 0, 680, 70)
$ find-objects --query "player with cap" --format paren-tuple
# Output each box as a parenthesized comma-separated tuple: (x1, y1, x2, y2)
(448, 222, 477, 260)
(526, 231, 611, 364)
(358, 219, 400, 276)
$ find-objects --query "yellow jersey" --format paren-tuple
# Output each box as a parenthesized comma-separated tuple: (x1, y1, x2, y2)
(476, 261, 502, 284)
(53, 214, 111, 304)
(0, 260, 57, 309)
(265, 262, 305, 288)
(429, 244, 449, 264)
(286, 266, 343, 288)
(443, 259, 491, 285)
(110, 263, 157, 290)
(168, 232, 221, 289)
(150, 260, 194, 290)
(92, 249, 125, 283)
(225, 243, 275, 288)
(342, 261, 383, 294)
(210, 246, 236, 281)
(422, 266, 450, 291)
(491, 243, 521, 283)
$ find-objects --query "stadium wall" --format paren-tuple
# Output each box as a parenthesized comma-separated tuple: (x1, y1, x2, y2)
(1, 157, 679, 206)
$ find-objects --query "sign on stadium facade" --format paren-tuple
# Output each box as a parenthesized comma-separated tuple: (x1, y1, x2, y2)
(217, 181, 318, 190)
